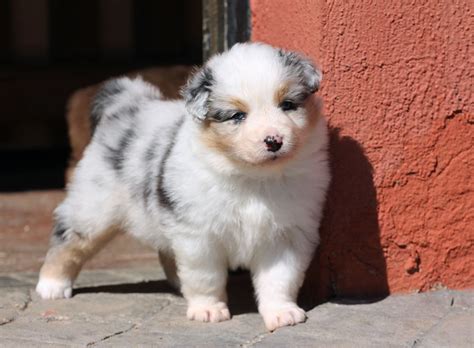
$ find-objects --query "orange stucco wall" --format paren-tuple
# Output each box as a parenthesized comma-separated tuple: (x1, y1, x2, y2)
(251, 0, 473, 301)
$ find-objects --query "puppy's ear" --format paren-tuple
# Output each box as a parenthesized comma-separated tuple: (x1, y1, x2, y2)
(278, 49, 322, 94)
(181, 66, 214, 121)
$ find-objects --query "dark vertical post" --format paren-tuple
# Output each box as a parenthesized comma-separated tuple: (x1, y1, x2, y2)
(202, 0, 250, 61)
(0, 0, 11, 63)
(226, 0, 251, 49)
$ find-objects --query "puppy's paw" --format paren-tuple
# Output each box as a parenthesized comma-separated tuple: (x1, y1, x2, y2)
(187, 302, 231, 323)
(36, 277, 73, 300)
(260, 304, 307, 331)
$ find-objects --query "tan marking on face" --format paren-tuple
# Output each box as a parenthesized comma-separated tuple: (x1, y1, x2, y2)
(201, 119, 291, 170)
(228, 97, 250, 113)
(200, 95, 322, 171)
(200, 120, 263, 169)
(200, 121, 234, 156)
(274, 83, 290, 105)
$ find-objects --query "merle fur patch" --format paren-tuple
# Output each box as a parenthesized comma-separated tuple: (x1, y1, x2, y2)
(108, 104, 140, 123)
(141, 135, 160, 208)
(157, 117, 185, 212)
(144, 138, 158, 163)
(105, 127, 136, 172)
(90, 79, 125, 134)
(181, 67, 214, 121)
(278, 49, 322, 95)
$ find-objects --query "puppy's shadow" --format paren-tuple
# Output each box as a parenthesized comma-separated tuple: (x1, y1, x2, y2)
(74, 270, 258, 314)
(226, 270, 258, 314)
(74, 279, 178, 295)
(300, 127, 389, 309)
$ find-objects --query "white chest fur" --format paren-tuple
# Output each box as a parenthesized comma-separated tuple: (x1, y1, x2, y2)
(165, 171, 319, 268)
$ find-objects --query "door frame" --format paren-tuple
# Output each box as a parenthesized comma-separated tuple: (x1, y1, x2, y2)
(202, 0, 251, 60)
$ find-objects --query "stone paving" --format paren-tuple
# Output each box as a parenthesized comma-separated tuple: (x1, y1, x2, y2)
(0, 266, 472, 347)
(1, 191, 473, 347)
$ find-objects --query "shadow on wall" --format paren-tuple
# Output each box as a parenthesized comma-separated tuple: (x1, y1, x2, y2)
(301, 128, 389, 307)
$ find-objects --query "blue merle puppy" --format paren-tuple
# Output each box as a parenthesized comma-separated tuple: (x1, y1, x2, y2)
(36, 42, 330, 331)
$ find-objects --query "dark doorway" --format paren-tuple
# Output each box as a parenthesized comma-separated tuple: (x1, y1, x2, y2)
(0, 0, 202, 191)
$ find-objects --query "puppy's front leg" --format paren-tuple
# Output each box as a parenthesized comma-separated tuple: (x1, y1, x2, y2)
(174, 237, 230, 323)
(251, 236, 314, 331)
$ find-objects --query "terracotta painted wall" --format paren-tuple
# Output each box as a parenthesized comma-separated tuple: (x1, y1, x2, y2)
(251, 0, 473, 301)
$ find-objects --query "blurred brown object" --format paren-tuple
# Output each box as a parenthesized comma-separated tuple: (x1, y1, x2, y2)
(65, 65, 193, 181)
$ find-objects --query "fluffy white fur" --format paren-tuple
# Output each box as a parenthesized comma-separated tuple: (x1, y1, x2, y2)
(36, 43, 330, 331)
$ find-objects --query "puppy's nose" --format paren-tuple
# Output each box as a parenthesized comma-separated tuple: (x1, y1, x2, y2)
(264, 135, 283, 152)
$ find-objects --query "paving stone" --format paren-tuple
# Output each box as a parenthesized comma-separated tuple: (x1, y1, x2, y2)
(97, 300, 265, 347)
(0, 276, 30, 288)
(0, 337, 72, 348)
(5, 272, 39, 286)
(416, 310, 474, 348)
(0, 268, 472, 347)
(9, 267, 168, 298)
(450, 290, 474, 310)
(73, 270, 139, 288)
(110, 265, 167, 283)
(0, 287, 31, 325)
(254, 292, 464, 348)
(0, 291, 174, 346)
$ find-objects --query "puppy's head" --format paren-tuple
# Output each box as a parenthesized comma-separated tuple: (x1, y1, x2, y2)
(182, 42, 322, 170)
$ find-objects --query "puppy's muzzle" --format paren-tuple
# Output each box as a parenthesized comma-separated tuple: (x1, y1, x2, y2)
(264, 135, 283, 152)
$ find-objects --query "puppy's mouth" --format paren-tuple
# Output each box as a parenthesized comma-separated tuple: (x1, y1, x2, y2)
(236, 152, 287, 167)
(259, 150, 291, 165)
(271, 153, 289, 162)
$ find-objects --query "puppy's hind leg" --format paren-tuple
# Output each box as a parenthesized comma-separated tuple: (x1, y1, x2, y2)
(36, 216, 120, 299)
(158, 250, 180, 290)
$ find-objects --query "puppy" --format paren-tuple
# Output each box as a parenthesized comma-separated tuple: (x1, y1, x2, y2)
(36, 42, 330, 331)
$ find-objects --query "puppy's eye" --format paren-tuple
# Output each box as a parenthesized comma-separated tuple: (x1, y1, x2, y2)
(229, 111, 246, 123)
(280, 100, 298, 111)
